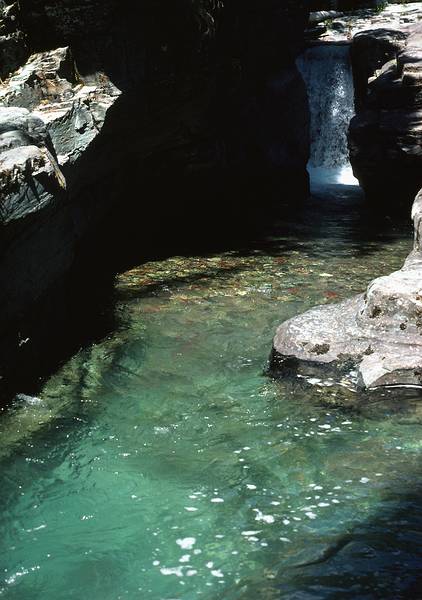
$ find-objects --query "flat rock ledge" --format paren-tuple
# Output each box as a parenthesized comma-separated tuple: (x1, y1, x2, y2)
(270, 188, 422, 390)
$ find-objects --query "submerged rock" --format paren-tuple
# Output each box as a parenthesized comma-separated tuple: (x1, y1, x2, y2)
(15, 393, 42, 405)
(270, 187, 422, 390)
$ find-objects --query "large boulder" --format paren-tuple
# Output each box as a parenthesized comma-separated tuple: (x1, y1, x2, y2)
(270, 187, 422, 390)
(0, 45, 120, 227)
(351, 27, 409, 110)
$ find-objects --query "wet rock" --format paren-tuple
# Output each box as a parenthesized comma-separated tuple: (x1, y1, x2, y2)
(0, 47, 120, 167)
(359, 352, 422, 389)
(270, 187, 422, 390)
(0, 106, 57, 224)
(0, 144, 58, 223)
(15, 393, 42, 405)
(0, 45, 120, 383)
(351, 28, 409, 110)
(307, 2, 422, 44)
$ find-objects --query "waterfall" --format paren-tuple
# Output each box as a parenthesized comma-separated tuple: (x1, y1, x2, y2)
(297, 43, 358, 187)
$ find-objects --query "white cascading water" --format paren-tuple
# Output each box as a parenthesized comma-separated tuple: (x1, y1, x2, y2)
(297, 43, 358, 187)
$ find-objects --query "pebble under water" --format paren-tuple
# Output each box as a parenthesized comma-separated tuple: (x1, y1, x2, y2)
(1, 186, 422, 600)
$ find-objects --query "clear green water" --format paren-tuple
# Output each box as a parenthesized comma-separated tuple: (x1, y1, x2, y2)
(1, 189, 422, 599)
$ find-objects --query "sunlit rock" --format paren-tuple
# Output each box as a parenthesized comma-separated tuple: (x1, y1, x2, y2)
(270, 187, 422, 390)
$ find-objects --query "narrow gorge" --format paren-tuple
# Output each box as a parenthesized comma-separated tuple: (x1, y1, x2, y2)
(1, 2, 422, 600)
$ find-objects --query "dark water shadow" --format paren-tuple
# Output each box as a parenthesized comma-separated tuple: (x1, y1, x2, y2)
(284, 386, 422, 599)
(269, 183, 412, 260)
(90, 179, 412, 276)
(0, 176, 412, 409)
(275, 482, 422, 600)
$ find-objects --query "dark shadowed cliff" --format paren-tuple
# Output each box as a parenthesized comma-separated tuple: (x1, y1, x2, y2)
(0, 0, 310, 396)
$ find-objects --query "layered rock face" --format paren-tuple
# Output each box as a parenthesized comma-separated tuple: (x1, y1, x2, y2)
(0, 1, 310, 391)
(349, 22, 422, 204)
(270, 186, 422, 390)
(0, 45, 120, 322)
(3, 0, 310, 180)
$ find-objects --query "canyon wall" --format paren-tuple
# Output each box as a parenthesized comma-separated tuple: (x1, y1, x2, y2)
(0, 0, 310, 394)
(349, 23, 422, 204)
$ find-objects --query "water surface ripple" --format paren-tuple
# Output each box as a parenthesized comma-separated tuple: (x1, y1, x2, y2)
(1, 189, 421, 599)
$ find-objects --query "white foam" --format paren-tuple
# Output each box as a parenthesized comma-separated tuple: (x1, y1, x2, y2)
(211, 570, 224, 578)
(254, 509, 275, 524)
(179, 555, 190, 563)
(176, 538, 196, 550)
(160, 567, 184, 577)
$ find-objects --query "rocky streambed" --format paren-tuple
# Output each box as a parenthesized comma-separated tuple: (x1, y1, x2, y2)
(3, 184, 422, 599)
(1, 1, 422, 394)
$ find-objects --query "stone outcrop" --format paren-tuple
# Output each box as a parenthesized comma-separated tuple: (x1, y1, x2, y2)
(0, 1, 310, 396)
(6, 0, 310, 180)
(310, 1, 385, 10)
(0, 46, 120, 346)
(349, 22, 422, 204)
(270, 186, 422, 390)
(0, 47, 120, 223)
